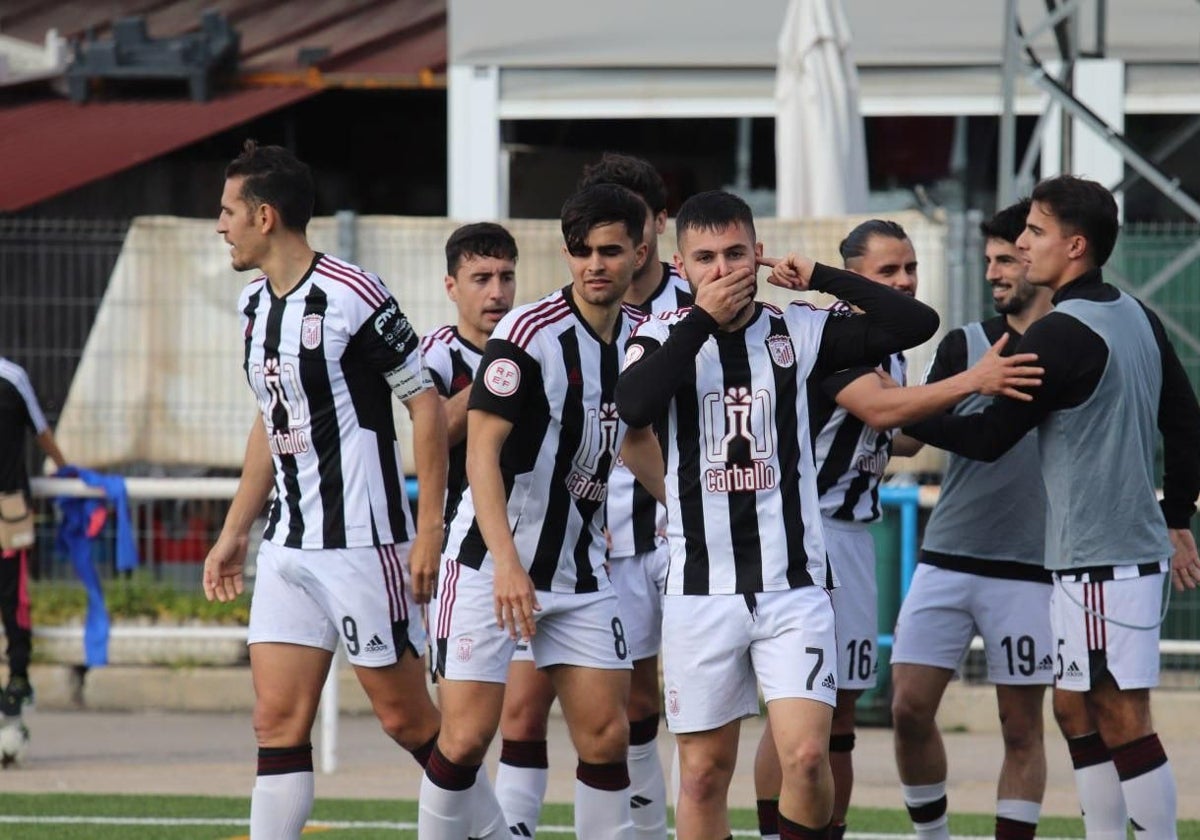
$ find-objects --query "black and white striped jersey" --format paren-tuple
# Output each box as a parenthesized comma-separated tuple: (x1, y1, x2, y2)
(238, 253, 432, 550)
(0, 358, 49, 495)
(443, 286, 634, 594)
(420, 326, 485, 526)
(624, 301, 836, 595)
(607, 263, 694, 559)
(810, 345, 908, 523)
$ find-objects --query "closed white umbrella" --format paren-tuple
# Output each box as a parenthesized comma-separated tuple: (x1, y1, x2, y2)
(775, 0, 869, 218)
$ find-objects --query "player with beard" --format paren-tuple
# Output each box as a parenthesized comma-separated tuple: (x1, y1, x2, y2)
(753, 218, 1043, 840)
(906, 176, 1200, 840)
(888, 200, 1056, 840)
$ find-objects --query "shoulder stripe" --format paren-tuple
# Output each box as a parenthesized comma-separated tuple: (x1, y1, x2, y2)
(788, 300, 821, 312)
(509, 296, 570, 348)
(243, 275, 268, 293)
(313, 265, 383, 308)
(420, 325, 456, 353)
(762, 302, 784, 315)
(327, 255, 393, 302)
(315, 257, 387, 308)
(513, 305, 572, 350)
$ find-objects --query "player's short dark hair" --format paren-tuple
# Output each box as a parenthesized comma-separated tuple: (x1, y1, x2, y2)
(1030, 175, 1119, 267)
(224, 139, 314, 232)
(980, 198, 1032, 244)
(675, 190, 756, 244)
(577, 152, 668, 215)
(445, 222, 518, 275)
(839, 219, 909, 264)
(560, 184, 647, 253)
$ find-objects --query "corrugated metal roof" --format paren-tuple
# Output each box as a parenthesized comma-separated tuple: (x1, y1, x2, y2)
(0, 0, 446, 210)
(0, 0, 447, 76)
(0, 87, 314, 211)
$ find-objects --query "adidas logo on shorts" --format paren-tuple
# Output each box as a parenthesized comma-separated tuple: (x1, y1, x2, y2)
(364, 634, 388, 654)
(1038, 655, 1055, 671)
(1065, 661, 1083, 677)
(631, 795, 653, 809)
(821, 673, 837, 690)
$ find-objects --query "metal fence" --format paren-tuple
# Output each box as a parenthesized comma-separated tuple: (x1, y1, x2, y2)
(5, 212, 1200, 681)
(0, 217, 130, 423)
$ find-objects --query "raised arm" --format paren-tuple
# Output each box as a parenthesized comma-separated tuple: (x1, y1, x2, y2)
(833, 334, 1041, 432)
(616, 265, 755, 428)
(763, 255, 939, 371)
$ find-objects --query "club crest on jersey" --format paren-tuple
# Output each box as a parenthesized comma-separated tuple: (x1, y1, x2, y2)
(301, 314, 324, 350)
(766, 334, 795, 367)
(483, 359, 520, 396)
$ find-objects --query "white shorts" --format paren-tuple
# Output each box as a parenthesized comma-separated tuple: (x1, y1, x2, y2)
(661, 587, 837, 734)
(431, 558, 633, 683)
(892, 563, 1054, 685)
(608, 542, 668, 661)
(1051, 573, 1165, 692)
(249, 540, 424, 667)
(825, 519, 878, 690)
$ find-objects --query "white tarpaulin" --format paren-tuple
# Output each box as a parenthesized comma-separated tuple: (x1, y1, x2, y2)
(55, 211, 948, 472)
(775, 0, 868, 218)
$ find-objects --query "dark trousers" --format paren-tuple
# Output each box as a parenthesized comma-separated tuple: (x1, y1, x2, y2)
(0, 550, 31, 677)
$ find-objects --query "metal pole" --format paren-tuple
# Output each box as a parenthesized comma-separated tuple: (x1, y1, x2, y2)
(998, 0, 1019, 208)
(336, 210, 357, 263)
(320, 648, 340, 773)
(1026, 66, 1200, 222)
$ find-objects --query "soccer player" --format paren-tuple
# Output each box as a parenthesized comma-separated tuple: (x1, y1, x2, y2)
(889, 200, 1056, 840)
(491, 152, 689, 839)
(615, 190, 939, 840)
(0, 358, 67, 712)
(421, 222, 550, 835)
(421, 183, 664, 839)
(906, 175, 1200, 839)
(204, 140, 456, 839)
(421, 222, 518, 529)
(752, 219, 1043, 840)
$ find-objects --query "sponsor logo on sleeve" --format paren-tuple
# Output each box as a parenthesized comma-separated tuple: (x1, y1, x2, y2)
(483, 359, 521, 397)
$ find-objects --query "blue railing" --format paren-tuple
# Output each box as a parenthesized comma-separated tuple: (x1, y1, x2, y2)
(876, 484, 921, 651)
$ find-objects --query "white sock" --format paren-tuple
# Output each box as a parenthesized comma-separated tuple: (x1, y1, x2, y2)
(418, 770, 474, 838)
(1113, 734, 1177, 840)
(249, 772, 313, 840)
(576, 778, 634, 840)
(902, 781, 950, 840)
(469, 768, 510, 840)
(1069, 734, 1128, 840)
(628, 737, 668, 839)
(495, 760, 548, 837)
